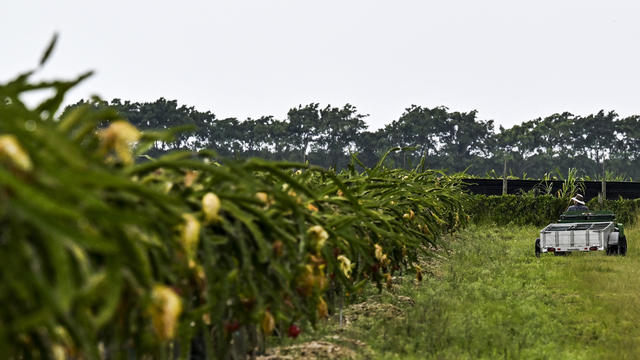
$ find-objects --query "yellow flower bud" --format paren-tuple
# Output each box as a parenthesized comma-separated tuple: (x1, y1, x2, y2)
(202, 193, 221, 222)
(297, 264, 315, 297)
(52, 344, 66, 360)
(255, 192, 269, 205)
(98, 120, 141, 164)
(202, 313, 211, 325)
(261, 310, 275, 335)
(307, 225, 329, 253)
(381, 254, 390, 266)
(183, 170, 199, 187)
(374, 244, 384, 262)
(317, 297, 328, 318)
(149, 285, 183, 340)
(337, 255, 353, 279)
(0, 135, 32, 172)
(180, 214, 201, 260)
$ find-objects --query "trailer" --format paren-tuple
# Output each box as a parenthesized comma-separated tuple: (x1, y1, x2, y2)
(534, 210, 627, 257)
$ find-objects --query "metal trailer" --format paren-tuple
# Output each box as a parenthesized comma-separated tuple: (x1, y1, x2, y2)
(534, 211, 628, 257)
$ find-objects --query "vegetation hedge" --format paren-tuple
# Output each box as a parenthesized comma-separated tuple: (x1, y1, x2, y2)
(468, 195, 640, 226)
(587, 198, 640, 226)
(466, 195, 566, 226)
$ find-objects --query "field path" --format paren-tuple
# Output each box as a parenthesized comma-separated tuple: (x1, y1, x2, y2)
(372, 224, 640, 360)
(265, 224, 640, 359)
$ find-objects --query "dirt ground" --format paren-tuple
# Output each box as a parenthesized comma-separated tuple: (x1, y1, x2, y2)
(257, 292, 416, 360)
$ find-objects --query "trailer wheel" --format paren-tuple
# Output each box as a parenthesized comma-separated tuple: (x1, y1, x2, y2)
(619, 236, 627, 256)
(606, 245, 617, 256)
(535, 239, 541, 258)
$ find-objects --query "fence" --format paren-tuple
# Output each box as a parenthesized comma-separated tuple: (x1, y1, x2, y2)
(461, 179, 640, 200)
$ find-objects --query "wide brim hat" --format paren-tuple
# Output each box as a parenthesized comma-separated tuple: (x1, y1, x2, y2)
(570, 194, 585, 205)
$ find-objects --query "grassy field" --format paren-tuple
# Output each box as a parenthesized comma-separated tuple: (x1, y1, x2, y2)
(266, 223, 640, 360)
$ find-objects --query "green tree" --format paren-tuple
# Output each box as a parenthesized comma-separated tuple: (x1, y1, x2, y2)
(438, 110, 494, 172)
(314, 104, 368, 168)
(287, 104, 321, 163)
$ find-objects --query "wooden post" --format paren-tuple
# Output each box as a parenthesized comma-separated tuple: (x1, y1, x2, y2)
(339, 291, 344, 327)
(502, 158, 507, 195)
(601, 160, 606, 203)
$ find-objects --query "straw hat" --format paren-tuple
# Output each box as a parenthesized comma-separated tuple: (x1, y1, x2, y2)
(570, 194, 585, 205)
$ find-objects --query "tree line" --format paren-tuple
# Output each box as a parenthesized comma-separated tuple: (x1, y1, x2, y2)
(63, 98, 640, 179)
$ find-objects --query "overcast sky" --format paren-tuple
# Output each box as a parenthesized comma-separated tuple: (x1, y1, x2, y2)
(4, 0, 640, 130)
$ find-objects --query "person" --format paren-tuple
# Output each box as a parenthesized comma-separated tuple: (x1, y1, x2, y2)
(566, 194, 589, 212)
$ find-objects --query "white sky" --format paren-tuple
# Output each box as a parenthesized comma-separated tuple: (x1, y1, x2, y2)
(4, 0, 640, 130)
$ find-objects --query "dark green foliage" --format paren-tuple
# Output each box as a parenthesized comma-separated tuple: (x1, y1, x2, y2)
(467, 195, 566, 226)
(64, 98, 640, 179)
(587, 198, 640, 225)
(467, 195, 640, 226)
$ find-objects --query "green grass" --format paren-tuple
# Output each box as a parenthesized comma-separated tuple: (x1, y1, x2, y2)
(269, 224, 640, 359)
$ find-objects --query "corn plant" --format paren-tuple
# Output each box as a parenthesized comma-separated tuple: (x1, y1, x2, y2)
(557, 168, 585, 203)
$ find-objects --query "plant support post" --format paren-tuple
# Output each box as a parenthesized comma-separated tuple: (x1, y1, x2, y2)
(602, 160, 606, 203)
(502, 158, 507, 195)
